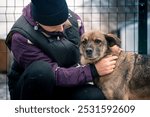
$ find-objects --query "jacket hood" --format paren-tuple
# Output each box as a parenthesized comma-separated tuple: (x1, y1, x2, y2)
(22, 3, 36, 26)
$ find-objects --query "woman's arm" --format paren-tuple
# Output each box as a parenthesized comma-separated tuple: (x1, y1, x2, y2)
(11, 33, 93, 87)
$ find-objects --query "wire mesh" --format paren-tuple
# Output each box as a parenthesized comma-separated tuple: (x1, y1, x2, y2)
(0, 0, 141, 36)
(0, 0, 148, 37)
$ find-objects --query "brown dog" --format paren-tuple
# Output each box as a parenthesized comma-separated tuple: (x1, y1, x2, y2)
(80, 30, 150, 100)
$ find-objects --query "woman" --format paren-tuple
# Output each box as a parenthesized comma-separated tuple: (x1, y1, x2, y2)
(6, 0, 119, 100)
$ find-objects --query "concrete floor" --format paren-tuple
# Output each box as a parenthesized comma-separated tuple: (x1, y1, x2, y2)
(0, 74, 10, 100)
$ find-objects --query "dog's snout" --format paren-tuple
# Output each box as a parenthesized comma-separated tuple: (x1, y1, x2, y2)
(86, 48, 93, 56)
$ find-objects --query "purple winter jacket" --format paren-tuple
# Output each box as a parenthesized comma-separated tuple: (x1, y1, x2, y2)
(11, 3, 93, 86)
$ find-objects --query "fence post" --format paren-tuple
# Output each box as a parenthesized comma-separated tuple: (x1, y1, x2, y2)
(138, 0, 147, 54)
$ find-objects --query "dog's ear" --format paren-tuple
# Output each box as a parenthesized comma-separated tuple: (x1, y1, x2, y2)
(104, 34, 121, 47)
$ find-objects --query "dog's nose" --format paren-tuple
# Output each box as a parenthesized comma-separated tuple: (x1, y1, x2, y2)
(86, 48, 93, 56)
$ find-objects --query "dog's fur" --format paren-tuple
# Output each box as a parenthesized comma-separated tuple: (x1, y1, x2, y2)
(80, 30, 150, 100)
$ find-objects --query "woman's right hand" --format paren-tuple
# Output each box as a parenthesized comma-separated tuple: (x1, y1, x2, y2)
(95, 55, 118, 76)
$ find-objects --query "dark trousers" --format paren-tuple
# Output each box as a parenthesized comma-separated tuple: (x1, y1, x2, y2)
(9, 61, 106, 100)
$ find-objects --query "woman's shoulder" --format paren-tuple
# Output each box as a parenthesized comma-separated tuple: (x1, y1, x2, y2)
(12, 33, 28, 43)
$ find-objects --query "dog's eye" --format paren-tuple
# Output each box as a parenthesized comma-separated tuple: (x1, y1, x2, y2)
(94, 39, 101, 44)
(81, 39, 88, 45)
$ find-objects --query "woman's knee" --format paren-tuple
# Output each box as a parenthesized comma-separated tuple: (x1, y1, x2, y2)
(23, 60, 55, 83)
(15, 61, 56, 99)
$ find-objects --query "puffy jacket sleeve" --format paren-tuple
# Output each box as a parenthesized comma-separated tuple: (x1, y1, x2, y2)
(11, 33, 93, 87)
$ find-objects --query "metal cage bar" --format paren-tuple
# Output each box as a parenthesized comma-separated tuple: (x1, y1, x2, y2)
(138, 0, 148, 54)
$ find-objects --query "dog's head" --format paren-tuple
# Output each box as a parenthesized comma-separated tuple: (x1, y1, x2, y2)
(80, 31, 121, 64)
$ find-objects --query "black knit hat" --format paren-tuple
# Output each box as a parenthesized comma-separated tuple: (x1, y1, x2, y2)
(31, 0, 69, 26)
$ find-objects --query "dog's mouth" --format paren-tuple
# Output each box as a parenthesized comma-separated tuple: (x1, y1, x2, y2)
(84, 55, 100, 61)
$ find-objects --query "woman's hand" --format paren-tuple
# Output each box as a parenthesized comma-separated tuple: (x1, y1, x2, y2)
(95, 55, 118, 76)
(95, 45, 122, 76)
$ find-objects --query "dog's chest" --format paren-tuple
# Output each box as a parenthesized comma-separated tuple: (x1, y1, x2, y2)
(98, 73, 127, 99)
